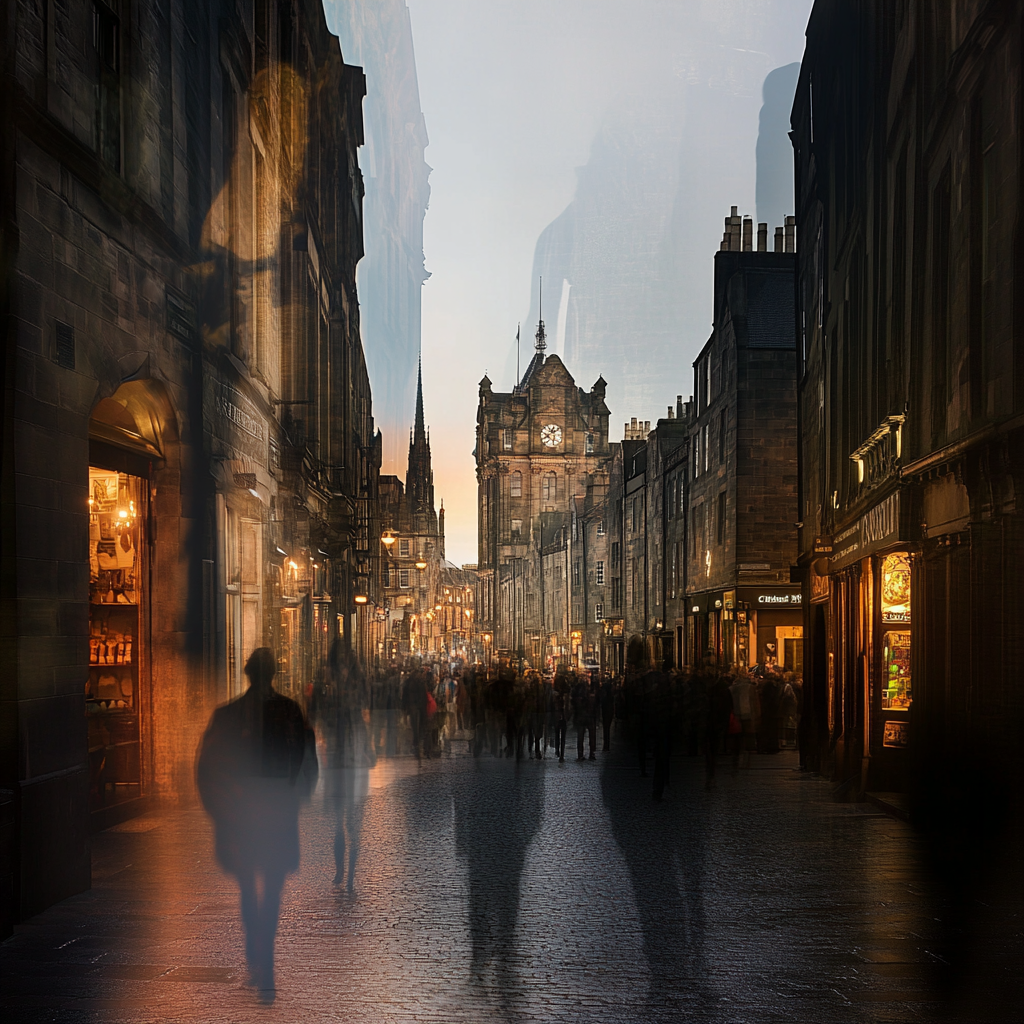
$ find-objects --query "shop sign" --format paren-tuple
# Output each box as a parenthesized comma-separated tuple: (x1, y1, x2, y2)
(882, 720, 909, 748)
(880, 552, 911, 623)
(214, 382, 267, 465)
(737, 587, 803, 607)
(830, 491, 900, 571)
(810, 573, 830, 604)
(813, 535, 833, 556)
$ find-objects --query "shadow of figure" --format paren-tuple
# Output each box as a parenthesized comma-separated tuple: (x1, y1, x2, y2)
(317, 641, 376, 892)
(452, 759, 545, 1019)
(197, 648, 317, 1002)
(600, 756, 715, 1021)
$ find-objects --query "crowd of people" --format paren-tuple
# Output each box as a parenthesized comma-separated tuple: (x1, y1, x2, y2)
(308, 647, 803, 793)
(197, 641, 802, 1000)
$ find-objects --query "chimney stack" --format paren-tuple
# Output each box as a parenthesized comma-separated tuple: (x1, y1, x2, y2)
(757, 223, 768, 251)
(774, 226, 784, 252)
(742, 217, 753, 252)
(785, 215, 796, 253)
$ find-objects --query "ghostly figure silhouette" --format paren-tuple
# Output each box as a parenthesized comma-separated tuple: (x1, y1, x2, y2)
(197, 647, 317, 1000)
(452, 759, 545, 1018)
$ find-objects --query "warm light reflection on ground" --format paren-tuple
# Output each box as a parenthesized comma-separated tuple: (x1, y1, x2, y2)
(3, 745, 1020, 1023)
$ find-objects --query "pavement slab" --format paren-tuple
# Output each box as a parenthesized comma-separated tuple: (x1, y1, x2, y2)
(2, 743, 1020, 1023)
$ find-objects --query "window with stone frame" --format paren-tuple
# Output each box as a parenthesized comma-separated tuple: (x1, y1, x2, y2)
(543, 472, 556, 502)
(503, 428, 513, 450)
(399, 569, 410, 588)
(595, 602, 604, 622)
(596, 560, 604, 585)
(510, 471, 522, 497)
(511, 518, 522, 541)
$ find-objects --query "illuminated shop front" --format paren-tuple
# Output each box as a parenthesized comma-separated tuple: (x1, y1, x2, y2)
(825, 489, 915, 793)
(874, 550, 913, 772)
(87, 461, 147, 814)
(688, 587, 803, 670)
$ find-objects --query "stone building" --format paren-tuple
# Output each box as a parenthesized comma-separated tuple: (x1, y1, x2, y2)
(686, 208, 800, 670)
(1, 0, 374, 934)
(475, 322, 612, 668)
(792, 1, 1024, 802)
(377, 364, 444, 661)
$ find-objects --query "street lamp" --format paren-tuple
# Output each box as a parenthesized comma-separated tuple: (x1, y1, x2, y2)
(415, 555, 428, 571)
(381, 528, 397, 549)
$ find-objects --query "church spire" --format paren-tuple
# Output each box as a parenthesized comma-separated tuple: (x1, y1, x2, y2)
(407, 353, 435, 518)
(535, 276, 547, 355)
(414, 355, 426, 442)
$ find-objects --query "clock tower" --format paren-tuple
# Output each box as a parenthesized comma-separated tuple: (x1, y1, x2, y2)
(475, 318, 612, 660)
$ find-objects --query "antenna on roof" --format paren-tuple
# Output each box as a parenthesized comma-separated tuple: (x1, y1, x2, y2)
(535, 277, 546, 355)
(516, 323, 520, 385)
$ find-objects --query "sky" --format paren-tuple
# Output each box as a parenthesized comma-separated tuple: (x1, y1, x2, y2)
(404, 0, 814, 566)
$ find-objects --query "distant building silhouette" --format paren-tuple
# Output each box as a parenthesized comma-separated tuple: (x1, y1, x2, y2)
(326, 1, 431, 475)
(755, 63, 801, 233)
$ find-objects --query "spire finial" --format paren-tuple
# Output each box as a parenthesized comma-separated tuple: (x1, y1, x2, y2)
(414, 354, 425, 441)
(535, 277, 546, 355)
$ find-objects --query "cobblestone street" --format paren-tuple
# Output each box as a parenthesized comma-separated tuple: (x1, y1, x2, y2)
(3, 743, 1021, 1023)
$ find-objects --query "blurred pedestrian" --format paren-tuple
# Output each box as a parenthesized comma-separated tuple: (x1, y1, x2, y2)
(729, 671, 758, 768)
(197, 647, 317, 1000)
(321, 642, 375, 892)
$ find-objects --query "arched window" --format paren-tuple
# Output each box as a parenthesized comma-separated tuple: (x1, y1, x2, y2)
(543, 472, 556, 502)
(510, 471, 522, 497)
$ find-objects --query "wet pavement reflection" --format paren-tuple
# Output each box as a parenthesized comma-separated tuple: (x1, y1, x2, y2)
(3, 742, 1021, 1023)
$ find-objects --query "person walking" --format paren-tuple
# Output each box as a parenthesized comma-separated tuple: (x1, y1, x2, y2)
(601, 675, 615, 752)
(553, 669, 571, 762)
(321, 642, 375, 892)
(729, 671, 758, 768)
(197, 648, 317, 1000)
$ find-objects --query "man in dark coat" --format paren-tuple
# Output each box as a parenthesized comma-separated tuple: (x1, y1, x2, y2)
(197, 647, 317, 1000)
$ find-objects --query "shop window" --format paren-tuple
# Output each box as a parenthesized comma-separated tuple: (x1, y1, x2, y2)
(88, 465, 145, 812)
(881, 552, 912, 710)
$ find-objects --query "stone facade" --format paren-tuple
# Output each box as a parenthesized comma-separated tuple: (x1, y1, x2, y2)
(475, 328, 611, 669)
(1, 0, 374, 934)
(686, 214, 799, 670)
(792, 0, 1024, 803)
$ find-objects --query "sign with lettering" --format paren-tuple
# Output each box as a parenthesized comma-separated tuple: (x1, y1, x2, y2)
(736, 587, 803, 607)
(210, 381, 268, 466)
(882, 720, 909, 748)
(830, 492, 901, 571)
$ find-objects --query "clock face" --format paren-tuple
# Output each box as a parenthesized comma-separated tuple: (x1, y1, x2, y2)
(541, 423, 562, 448)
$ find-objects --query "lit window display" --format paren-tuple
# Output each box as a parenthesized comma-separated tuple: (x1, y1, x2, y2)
(87, 466, 145, 809)
(880, 552, 911, 710)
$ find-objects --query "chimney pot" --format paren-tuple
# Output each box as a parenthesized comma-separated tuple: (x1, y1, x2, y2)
(757, 222, 768, 251)
(731, 205, 738, 218)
